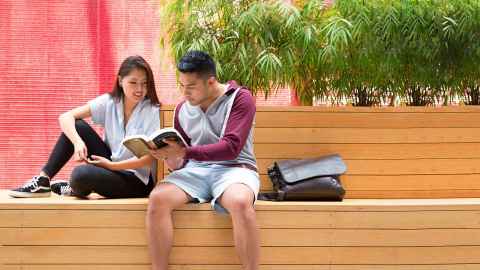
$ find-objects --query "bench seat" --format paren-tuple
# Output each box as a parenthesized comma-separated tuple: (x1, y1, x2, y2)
(2, 191, 480, 269)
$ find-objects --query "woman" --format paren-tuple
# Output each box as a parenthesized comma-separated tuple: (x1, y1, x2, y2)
(9, 55, 160, 199)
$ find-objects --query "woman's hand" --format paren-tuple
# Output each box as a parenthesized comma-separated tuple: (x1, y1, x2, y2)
(73, 140, 88, 161)
(87, 155, 114, 170)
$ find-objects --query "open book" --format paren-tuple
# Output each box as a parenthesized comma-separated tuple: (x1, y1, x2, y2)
(122, 127, 187, 158)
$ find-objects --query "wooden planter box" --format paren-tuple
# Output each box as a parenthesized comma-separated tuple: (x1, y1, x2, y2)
(159, 105, 480, 198)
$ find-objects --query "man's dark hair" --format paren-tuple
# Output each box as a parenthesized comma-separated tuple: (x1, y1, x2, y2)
(177, 51, 217, 79)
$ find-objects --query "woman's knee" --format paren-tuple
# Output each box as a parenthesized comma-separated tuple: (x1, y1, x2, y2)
(74, 119, 95, 138)
(74, 119, 89, 130)
(70, 165, 93, 195)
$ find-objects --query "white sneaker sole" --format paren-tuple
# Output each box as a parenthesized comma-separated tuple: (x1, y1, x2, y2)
(8, 190, 51, 198)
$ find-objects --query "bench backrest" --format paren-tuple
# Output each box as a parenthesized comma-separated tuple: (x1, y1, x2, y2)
(159, 105, 480, 199)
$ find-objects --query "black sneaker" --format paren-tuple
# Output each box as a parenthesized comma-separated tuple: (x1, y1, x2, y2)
(9, 176, 51, 198)
(51, 180, 73, 196)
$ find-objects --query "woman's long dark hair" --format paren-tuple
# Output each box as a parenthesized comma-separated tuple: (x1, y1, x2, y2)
(110, 55, 160, 106)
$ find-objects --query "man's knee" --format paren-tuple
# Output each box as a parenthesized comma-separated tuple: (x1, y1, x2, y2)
(222, 185, 255, 214)
(148, 184, 188, 213)
(148, 188, 170, 209)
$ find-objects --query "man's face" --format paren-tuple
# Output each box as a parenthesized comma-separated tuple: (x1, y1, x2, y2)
(179, 72, 212, 106)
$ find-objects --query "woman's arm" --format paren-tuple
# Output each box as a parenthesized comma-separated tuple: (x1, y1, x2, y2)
(109, 154, 154, 170)
(88, 154, 155, 171)
(59, 104, 92, 161)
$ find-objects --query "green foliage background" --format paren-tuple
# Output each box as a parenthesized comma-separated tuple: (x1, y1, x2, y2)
(161, 0, 480, 106)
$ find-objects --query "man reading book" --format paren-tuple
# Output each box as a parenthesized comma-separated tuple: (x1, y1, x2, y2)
(147, 51, 260, 270)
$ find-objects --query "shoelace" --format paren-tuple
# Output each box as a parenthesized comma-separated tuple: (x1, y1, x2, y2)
(60, 184, 72, 195)
(22, 177, 40, 189)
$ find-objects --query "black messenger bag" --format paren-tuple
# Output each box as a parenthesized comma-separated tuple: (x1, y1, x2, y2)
(258, 154, 347, 201)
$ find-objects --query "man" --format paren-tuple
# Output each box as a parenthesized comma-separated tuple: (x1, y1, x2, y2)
(147, 51, 260, 270)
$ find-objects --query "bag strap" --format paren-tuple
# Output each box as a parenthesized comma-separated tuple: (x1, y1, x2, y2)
(257, 191, 286, 201)
(257, 192, 278, 201)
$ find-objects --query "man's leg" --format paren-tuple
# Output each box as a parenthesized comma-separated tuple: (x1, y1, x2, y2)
(218, 183, 260, 270)
(146, 183, 190, 270)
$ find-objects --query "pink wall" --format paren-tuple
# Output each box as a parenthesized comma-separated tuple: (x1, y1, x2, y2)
(0, 0, 292, 189)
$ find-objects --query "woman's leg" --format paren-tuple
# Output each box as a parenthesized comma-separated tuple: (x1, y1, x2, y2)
(70, 164, 153, 198)
(9, 119, 111, 198)
(42, 119, 111, 179)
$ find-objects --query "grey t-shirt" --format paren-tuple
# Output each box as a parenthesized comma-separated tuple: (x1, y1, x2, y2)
(176, 81, 257, 169)
(89, 94, 160, 184)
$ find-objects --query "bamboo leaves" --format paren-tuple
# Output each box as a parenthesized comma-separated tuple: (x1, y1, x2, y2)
(162, 0, 480, 106)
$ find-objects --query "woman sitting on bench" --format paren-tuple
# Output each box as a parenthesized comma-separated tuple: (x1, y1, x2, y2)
(9, 55, 160, 199)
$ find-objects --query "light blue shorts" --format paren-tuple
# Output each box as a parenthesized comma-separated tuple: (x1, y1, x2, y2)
(164, 161, 260, 214)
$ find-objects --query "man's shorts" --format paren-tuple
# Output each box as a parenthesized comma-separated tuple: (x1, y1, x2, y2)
(163, 161, 260, 214)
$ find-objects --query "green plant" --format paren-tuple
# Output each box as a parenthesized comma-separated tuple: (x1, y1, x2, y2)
(161, 0, 480, 106)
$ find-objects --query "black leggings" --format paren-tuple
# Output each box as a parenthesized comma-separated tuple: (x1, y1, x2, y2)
(42, 119, 153, 198)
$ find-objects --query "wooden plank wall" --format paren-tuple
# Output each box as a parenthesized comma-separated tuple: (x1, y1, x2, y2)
(2, 105, 480, 269)
(160, 106, 480, 198)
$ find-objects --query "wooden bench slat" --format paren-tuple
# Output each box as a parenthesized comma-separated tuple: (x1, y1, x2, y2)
(5, 264, 480, 270)
(255, 112, 480, 128)
(0, 209, 148, 228)
(253, 143, 480, 159)
(161, 174, 480, 191)
(253, 128, 480, 143)
(2, 209, 479, 229)
(161, 105, 480, 113)
(163, 158, 480, 175)
(257, 158, 480, 175)
(158, 173, 480, 198)
(336, 189, 480, 199)
(2, 188, 480, 210)
(2, 227, 479, 247)
(257, 174, 480, 191)
(4, 246, 480, 264)
(164, 111, 480, 128)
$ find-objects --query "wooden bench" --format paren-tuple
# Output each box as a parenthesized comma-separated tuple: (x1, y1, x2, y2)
(2, 105, 480, 270)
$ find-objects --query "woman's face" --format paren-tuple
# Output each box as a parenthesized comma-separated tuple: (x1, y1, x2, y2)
(119, 68, 148, 105)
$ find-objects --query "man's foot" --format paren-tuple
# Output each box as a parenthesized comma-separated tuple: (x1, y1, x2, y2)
(9, 176, 51, 198)
(51, 180, 73, 196)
